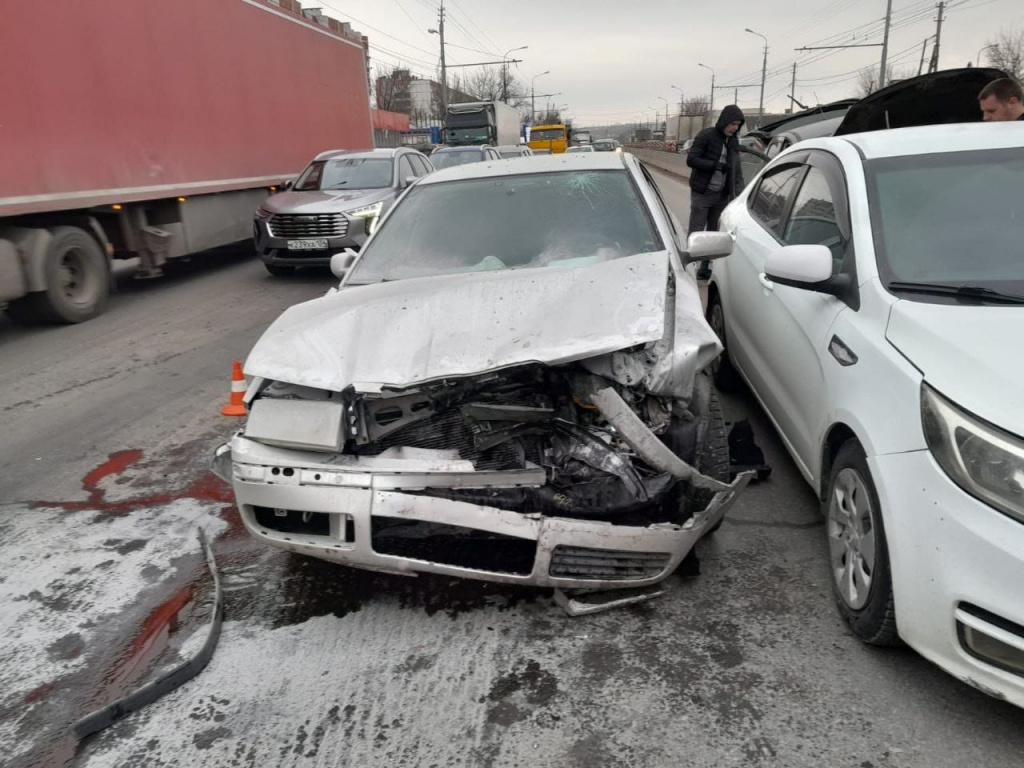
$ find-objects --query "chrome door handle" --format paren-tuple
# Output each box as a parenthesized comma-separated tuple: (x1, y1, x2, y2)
(758, 273, 774, 291)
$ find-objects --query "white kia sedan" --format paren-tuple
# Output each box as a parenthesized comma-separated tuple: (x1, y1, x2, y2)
(708, 122, 1024, 707)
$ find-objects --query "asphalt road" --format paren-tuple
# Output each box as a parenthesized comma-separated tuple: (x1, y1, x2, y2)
(1, 169, 1022, 768)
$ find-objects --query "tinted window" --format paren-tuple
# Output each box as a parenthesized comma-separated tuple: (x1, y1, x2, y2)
(867, 148, 1024, 292)
(294, 158, 393, 191)
(749, 166, 804, 236)
(498, 149, 522, 158)
(782, 167, 845, 269)
(348, 171, 661, 284)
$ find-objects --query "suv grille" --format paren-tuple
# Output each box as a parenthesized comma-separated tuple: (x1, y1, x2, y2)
(268, 213, 349, 239)
(549, 546, 671, 581)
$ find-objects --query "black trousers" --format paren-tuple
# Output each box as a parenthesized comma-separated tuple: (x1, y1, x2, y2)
(688, 189, 728, 234)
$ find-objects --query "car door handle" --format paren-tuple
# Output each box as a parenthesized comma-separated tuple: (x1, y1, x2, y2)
(758, 273, 774, 291)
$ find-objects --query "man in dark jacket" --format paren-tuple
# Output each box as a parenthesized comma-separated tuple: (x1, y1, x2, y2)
(687, 105, 745, 278)
(979, 77, 1024, 121)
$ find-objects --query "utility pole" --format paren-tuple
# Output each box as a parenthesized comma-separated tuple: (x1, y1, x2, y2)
(745, 28, 769, 124)
(438, 1, 448, 113)
(918, 37, 930, 75)
(698, 63, 715, 129)
(929, 2, 945, 73)
(789, 62, 797, 113)
(879, 0, 894, 89)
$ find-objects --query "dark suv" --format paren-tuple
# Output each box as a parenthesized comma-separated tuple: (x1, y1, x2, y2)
(255, 147, 433, 276)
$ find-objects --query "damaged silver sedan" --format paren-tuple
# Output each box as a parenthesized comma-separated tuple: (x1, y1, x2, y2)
(213, 153, 749, 593)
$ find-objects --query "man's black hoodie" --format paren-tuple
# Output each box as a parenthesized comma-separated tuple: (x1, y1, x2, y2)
(686, 105, 745, 197)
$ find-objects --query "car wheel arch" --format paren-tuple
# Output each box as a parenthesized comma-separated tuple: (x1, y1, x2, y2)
(819, 422, 860, 502)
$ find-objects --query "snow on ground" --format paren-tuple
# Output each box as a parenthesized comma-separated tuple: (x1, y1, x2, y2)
(0, 499, 227, 763)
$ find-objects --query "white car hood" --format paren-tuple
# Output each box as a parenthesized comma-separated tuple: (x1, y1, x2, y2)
(245, 251, 672, 392)
(886, 300, 1024, 436)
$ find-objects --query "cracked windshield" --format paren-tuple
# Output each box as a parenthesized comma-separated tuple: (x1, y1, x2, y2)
(3, 0, 1024, 767)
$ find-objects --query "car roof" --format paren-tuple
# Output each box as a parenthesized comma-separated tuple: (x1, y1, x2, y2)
(833, 122, 1023, 160)
(432, 145, 490, 153)
(418, 153, 628, 185)
(313, 148, 404, 161)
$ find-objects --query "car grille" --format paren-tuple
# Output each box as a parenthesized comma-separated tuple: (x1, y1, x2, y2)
(268, 213, 349, 239)
(548, 546, 671, 581)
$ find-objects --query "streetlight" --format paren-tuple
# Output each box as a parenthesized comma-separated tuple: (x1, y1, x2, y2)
(657, 95, 669, 138)
(974, 43, 995, 67)
(698, 62, 716, 126)
(745, 28, 769, 124)
(427, 26, 448, 113)
(501, 46, 528, 102)
(531, 70, 550, 122)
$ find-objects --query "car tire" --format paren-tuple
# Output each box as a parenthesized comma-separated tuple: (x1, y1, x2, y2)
(692, 390, 730, 534)
(6, 226, 109, 324)
(825, 440, 899, 646)
(264, 263, 296, 277)
(706, 292, 741, 392)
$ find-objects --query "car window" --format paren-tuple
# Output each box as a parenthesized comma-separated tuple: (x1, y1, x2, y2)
(294, 158, 393, 191)
(781, 167, 846, 272)
(749, 165, 805, 237)
(398, 155, 416, 181)
(639, 165, 680, 249)
(412, 155, 431, 175)
(347, 170, 663, 285)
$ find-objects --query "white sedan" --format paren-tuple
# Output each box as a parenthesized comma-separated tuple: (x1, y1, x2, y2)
(707, 122, 1024, 707)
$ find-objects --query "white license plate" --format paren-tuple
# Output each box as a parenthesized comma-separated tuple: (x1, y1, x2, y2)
(286, 239, 328, 250)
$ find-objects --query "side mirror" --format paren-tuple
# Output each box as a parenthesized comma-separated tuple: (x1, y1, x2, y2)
(682, 231, 733, 265)
(281, 180, 293, 191)
(402, 176, 416, 189)
(330, 247, 359, 281)
(764, 244, 833, 285)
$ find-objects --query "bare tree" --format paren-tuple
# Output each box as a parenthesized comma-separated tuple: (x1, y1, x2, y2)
(856, 65, 915, 97)
(984, 29, 1024, 80)
(679, 95, 710, 116)
(373, 64, 411, 112)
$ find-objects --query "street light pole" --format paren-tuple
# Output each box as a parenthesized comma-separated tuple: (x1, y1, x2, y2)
(745, 28, 768, 124)
(531, 71, 550, 123)
(501, 46, 528, 102)
(698, 62, 715, 127)
(658, 95, 669, 135)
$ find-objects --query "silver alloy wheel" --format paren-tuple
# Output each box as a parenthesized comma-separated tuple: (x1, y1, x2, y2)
(828, 467, 877, 610)
(709, 301, 725, 375)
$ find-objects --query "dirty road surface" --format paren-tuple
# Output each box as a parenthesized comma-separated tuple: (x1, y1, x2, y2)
(2, 185, 1023, 768)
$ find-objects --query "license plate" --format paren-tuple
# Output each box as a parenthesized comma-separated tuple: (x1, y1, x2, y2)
(286, 239, 328, 250)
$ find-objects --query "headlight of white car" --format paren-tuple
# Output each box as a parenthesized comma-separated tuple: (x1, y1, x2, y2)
(348, 201, 384, 235)
(921, 383, 1024, 524)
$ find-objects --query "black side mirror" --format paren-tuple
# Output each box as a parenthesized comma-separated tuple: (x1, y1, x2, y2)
(281, 180, 293, 191)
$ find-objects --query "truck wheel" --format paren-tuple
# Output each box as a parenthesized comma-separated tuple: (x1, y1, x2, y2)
(265, 263, 296, 277)
(691, 390, 730, 534)
(7, 227, 109, 324)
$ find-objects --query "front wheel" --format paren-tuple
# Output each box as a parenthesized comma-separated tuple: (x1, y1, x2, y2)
(706, 293, 741, 392)
(825, 440, 899, 646)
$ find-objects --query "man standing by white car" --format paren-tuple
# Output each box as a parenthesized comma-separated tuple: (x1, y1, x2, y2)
(687, 105, 745, 279)
(978, 77, 1024, 121)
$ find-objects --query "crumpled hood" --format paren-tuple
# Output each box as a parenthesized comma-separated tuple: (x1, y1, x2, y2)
(245, 251, 672, 392)
(263, 187, 392, 214)
(886, 300, 1024, 437)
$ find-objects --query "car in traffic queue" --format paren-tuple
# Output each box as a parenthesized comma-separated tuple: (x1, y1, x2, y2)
(706, 122, 1024, 708)
(592, 139, 622, 153)
(254, 148, 433, 277)
(496, 145, 534, 159)
(429, 145, 504, 169)
(213, 153, 751, 597)
(565, 145, 596, 153)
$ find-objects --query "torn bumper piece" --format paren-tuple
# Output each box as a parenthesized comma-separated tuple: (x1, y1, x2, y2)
(217, 435, 751, 590)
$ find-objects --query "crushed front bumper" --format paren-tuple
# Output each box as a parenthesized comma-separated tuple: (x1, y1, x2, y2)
(214, 435, 750, 590)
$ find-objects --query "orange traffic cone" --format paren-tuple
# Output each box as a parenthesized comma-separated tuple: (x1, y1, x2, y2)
(221, 361, 247, 417)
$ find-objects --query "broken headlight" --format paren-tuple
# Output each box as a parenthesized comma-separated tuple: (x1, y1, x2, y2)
(921, 383, 1024, 524)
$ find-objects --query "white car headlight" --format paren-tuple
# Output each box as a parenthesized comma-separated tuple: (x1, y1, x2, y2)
(348, 201, 384, 235)
(921, 383, 1024, 524)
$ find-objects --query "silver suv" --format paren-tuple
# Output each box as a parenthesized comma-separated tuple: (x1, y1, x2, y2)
(254, 147, 433, 276)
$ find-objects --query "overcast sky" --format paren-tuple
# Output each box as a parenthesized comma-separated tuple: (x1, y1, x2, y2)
(315, 0, 1022, 124)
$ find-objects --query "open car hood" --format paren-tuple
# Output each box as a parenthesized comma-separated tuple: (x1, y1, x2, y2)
(835, 68, 1007, 136)
(748, 98, 857, 140)
(245, 251, 691, 393)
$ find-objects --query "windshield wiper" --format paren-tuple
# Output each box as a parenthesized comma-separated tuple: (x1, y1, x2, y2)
(887, 281, 1024, 305)
(325, 182, 349, 189)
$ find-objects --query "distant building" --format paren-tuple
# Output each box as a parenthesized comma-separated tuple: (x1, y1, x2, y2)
(375, 70, 476, 128)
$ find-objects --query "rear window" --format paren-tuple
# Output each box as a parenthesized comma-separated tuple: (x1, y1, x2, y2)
(430, 151, 484, 169)
(348, 170, 661, 284)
